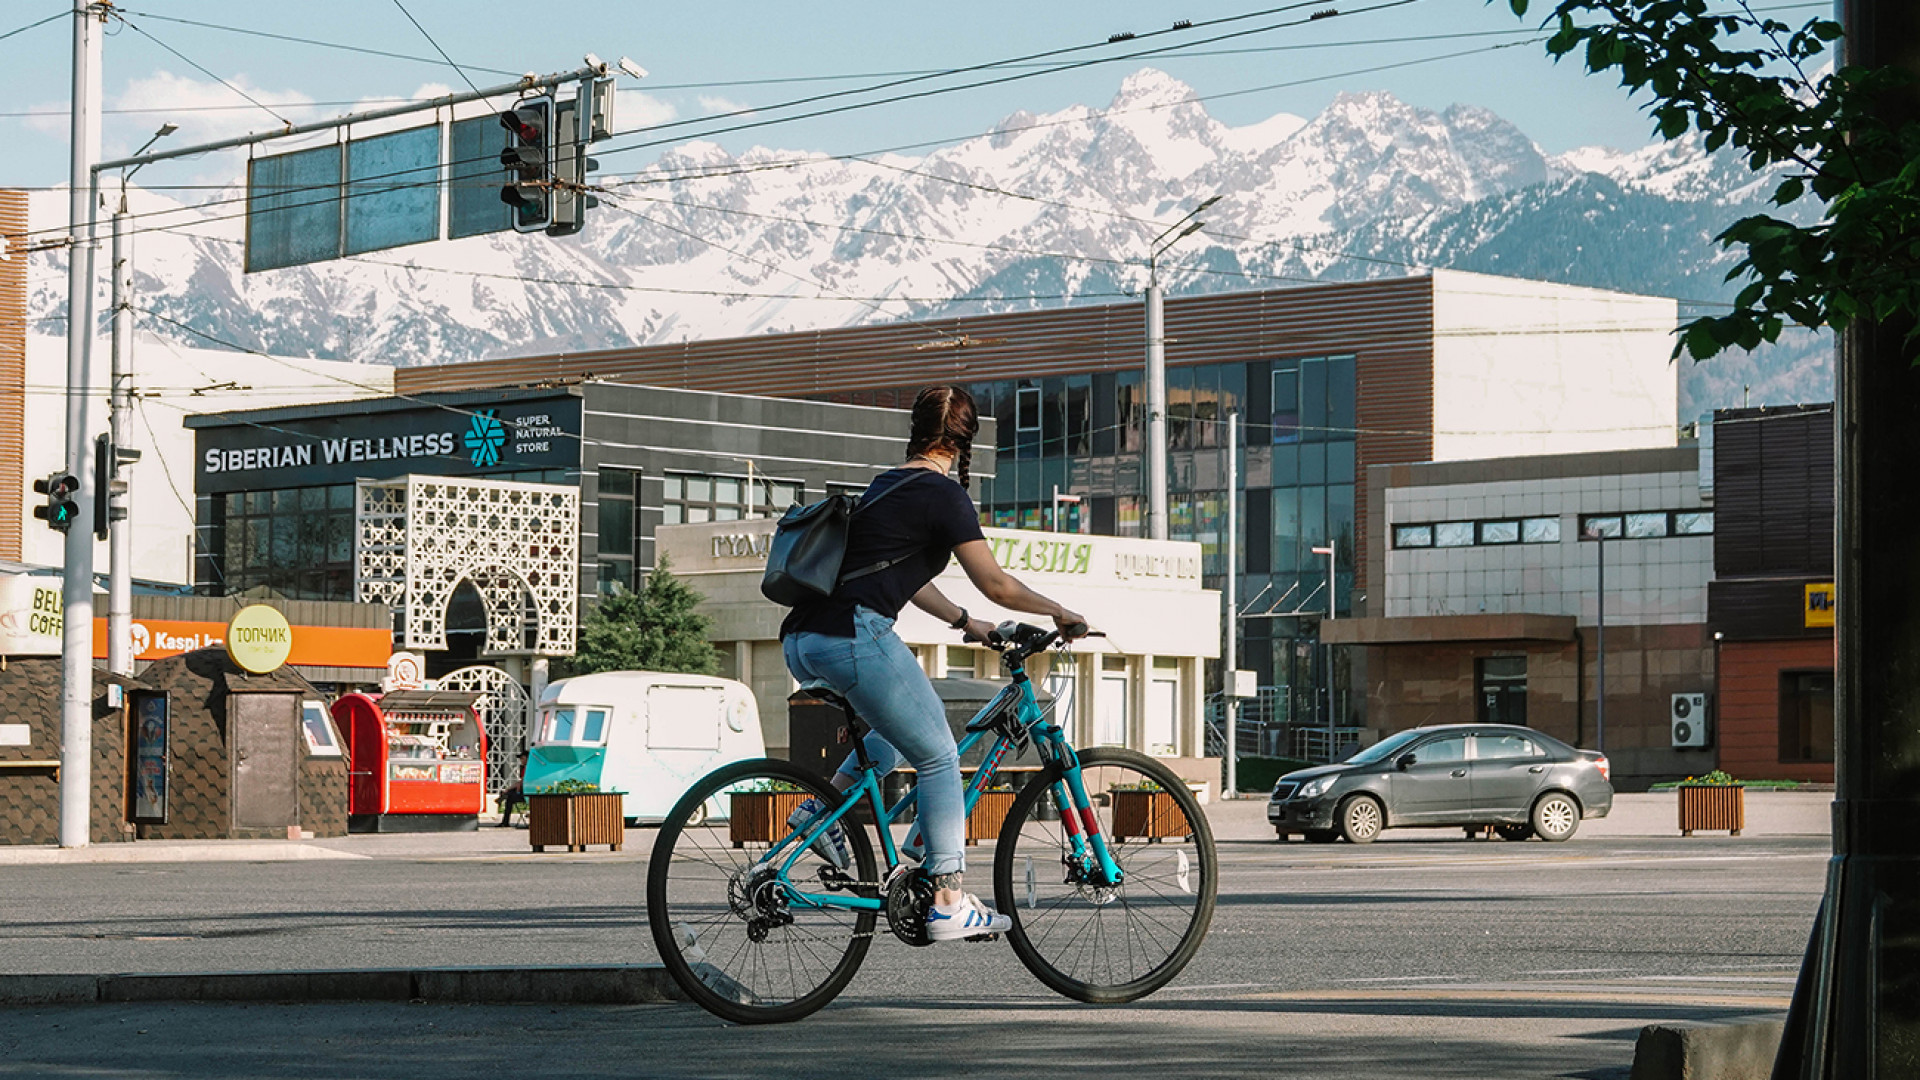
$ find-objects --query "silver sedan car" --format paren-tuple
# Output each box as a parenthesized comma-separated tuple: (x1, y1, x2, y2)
(1267, 724, 1613, 844)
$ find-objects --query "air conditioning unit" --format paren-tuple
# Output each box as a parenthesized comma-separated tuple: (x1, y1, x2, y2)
(1671, 693, 1710, 748)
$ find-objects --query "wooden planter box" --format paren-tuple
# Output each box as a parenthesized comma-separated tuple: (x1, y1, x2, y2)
(1110, 790, 1191, 842)
(528, 792, 625, 852)
(966, 791, 1017, 845)
(730, 791, 811, 848)
(1677, 784, 1745, 836)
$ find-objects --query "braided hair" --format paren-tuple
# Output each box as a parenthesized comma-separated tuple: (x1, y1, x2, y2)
(906, 386, 980, 489)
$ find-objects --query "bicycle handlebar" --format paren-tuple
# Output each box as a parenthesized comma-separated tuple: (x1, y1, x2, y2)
(972, 620, 1100, 663)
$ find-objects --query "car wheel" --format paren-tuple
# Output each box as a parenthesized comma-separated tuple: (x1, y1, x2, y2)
(1494, 824, 1533, 842)
(1274, 831, 1293, 843)
(1530, 792, 1581, 842)
(1304, 829, 1338, 844)
(1337, 795, 1385, 845)
(684, 803, 709, 828)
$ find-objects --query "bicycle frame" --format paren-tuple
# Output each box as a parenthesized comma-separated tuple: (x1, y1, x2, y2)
(755, 650, 1126, 914)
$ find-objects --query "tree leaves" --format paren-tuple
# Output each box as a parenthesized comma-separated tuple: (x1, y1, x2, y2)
(569, 554, 721, 676)
(1490, 1, 1920, 360)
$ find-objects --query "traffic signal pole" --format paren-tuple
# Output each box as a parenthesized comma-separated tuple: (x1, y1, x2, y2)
(59, 2, 105, 849)
(107, 199, 133, 677)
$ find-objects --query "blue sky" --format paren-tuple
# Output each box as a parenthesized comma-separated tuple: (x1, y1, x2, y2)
(1, 0, 1818, 193)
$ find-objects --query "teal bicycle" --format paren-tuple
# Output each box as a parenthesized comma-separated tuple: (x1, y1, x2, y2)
(647, 622, 1218, 1024)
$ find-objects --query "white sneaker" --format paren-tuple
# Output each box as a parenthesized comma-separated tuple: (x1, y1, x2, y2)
(926, 893, 1011, 941)
(786, 797, 851, 871)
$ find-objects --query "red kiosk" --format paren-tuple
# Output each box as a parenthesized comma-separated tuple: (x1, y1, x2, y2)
(333, 689, 487, 832)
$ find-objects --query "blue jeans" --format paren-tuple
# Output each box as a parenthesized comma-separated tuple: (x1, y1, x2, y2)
(783, 607, 965, 876)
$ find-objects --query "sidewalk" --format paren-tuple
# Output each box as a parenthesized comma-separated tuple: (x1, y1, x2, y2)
(0, 789, 1832, 863)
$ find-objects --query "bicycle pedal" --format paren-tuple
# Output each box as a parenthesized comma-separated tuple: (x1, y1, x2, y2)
(965, 933, 1000, 943)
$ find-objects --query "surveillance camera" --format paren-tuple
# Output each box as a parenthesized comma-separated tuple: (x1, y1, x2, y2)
(584, 52, 604, 71)
(618, 56, 648, 80)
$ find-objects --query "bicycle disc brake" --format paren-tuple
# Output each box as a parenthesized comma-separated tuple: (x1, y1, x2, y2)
(884, 866, 936, 947)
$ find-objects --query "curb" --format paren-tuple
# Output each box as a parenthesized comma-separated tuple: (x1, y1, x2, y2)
(1632, 1021, 1785, 1080)
(0, 965, 686, 1007)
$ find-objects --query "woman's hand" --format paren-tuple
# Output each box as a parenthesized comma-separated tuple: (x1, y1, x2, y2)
(1052, 608, 1088, 638)
(962, 617, 998, 644)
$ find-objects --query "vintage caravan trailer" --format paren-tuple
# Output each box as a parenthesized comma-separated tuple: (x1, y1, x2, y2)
(525, 672, 764, 823)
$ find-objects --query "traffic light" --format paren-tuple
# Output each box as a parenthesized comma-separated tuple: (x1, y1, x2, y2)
(94, 433, 136, 541)
(33, 472, 79, 533)
(547, 80, 610, 237)
(498, 95, 554, 233)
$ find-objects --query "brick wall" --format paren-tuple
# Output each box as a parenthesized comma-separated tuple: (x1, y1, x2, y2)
(1360, 622, 1715, 785)
(1717, 638, 1835, 784)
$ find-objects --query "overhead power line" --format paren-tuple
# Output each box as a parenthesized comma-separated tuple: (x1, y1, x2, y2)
(114, 13, 294, 127)
(0, 11, 62, 45)
(388, 0, 484, 97)
(116, 8, 524, 76)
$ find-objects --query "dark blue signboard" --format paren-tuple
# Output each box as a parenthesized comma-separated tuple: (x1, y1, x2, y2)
(191, 394, 583, 494)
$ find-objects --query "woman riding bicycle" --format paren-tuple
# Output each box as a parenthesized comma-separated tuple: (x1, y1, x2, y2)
(781, 385, 1085, 941)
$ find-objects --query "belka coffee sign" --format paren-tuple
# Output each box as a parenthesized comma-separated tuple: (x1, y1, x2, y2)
(192, 394, 581, 493)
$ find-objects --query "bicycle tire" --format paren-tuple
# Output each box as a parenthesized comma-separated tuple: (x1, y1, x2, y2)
(992, 747, 1217, 1003)
(647, 758, 878, 1024)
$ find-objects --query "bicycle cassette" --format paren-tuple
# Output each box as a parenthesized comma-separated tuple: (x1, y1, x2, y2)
(883, 867, 936, 947)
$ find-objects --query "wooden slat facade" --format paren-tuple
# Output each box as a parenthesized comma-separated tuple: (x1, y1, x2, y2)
(396, 277, 1440, 595)
(0, 191, 26, 563)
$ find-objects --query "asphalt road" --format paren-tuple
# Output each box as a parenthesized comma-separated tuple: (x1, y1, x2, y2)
(0, 807, 1826, 1079)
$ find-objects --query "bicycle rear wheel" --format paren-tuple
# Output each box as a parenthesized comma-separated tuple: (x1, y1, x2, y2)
(993, 747, 1216, 1003)
(647, 759, 878, 1024)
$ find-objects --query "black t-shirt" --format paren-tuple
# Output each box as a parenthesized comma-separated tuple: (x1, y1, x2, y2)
(780, 467, 986, 638)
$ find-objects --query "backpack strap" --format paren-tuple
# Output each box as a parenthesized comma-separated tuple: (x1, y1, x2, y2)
(836, 470, 935, 585)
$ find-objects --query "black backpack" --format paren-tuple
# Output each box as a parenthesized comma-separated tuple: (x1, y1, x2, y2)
(761, 471, 930, 606)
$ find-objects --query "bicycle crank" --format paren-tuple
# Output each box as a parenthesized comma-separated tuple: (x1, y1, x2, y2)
(883, 866, 936, 947)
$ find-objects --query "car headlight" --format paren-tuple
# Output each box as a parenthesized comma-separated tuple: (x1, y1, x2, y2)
(1297, 776, 1334, 799)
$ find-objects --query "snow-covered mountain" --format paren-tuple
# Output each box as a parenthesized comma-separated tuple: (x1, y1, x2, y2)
(25, 68, 1830, 418)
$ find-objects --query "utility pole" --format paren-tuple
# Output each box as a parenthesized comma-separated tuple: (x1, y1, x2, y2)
(1594, 526, 1607, 752)
(1223, 409, 1239, 799)
(58, 1, 105, 849)
(1143, 195, 1220, 542)
(1774, 2, 1920, 1073)
(106, 123, 171, 678)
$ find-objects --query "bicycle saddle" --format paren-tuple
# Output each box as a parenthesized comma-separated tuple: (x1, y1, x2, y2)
(791, 683, 869, 737)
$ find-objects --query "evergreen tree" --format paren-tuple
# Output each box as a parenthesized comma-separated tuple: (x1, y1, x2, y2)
(570, 555, 720, 675)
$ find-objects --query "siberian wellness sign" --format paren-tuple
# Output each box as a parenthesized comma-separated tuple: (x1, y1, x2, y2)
(193, 395, 581, 493)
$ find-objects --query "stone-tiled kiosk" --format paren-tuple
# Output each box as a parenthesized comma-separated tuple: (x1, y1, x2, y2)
(0, 658, 141, 845)
(134, 648, 348, 840)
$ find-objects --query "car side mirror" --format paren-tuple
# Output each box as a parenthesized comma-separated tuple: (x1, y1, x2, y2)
(1396, 753, 1416, 771)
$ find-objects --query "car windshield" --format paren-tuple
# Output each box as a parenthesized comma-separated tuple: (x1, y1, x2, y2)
(1344, 729, 1427, 765)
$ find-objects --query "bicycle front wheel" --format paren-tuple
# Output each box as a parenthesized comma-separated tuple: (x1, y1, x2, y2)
(647, 759, 878, 1024)
(993, 747, 1217, 1003)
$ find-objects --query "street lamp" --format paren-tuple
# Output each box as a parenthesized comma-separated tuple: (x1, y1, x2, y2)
(1144, 195, 1222, 542)
(1583, 519, 1611, 752)
(1312, 543, 1336, 759)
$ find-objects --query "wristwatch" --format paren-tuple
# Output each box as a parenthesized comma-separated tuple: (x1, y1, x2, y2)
(949, 608, 970, 630)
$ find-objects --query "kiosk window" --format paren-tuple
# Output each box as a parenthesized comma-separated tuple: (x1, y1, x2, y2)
(581, 708, 609, 743)
(547, 708, 575, 742)
(300, 700, 343, 756)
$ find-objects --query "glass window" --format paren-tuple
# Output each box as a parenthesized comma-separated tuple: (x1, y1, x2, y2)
(767, 481, 803, 510)
(1065, 376, 1092, 456)
(663, 475, 682, 500)
(1476, 733, 1540, 759)
(581, 708, 609, 743)
(1674, 511, 1714, 535)
(597, 468, 634, 496)
(1394, 524, 1433, 548)
(1581, 515, 1624, 539)
(1626, 512, 1669, 538)
(1435, 522, 1475, 547)
(547, 707, 576, 742)
(1479, 521, 1519, 544)
(1327, 441, 1356, 485)
(1328, 355, 1356, 437)
(686, 476, 712, 502)
(1411, 736, 1467, 764)
(1016, 385, 1040, 432)
(1271, 366, 1299, 444)
(1299, 359, 1327, 443)
(1522, 517, 1561, 544)
(662, 504, 683, 525)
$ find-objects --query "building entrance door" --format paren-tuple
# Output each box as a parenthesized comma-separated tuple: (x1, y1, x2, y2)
(1475, 656, 1528, 726)
(232, 693, 300, 832)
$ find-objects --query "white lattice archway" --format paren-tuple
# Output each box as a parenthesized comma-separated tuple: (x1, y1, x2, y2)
(355, 475, 579, 656)
(438, 664, 532, 794)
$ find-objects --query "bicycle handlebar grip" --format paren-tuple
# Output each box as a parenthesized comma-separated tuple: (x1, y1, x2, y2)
(1059, 621, 1090, 640)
